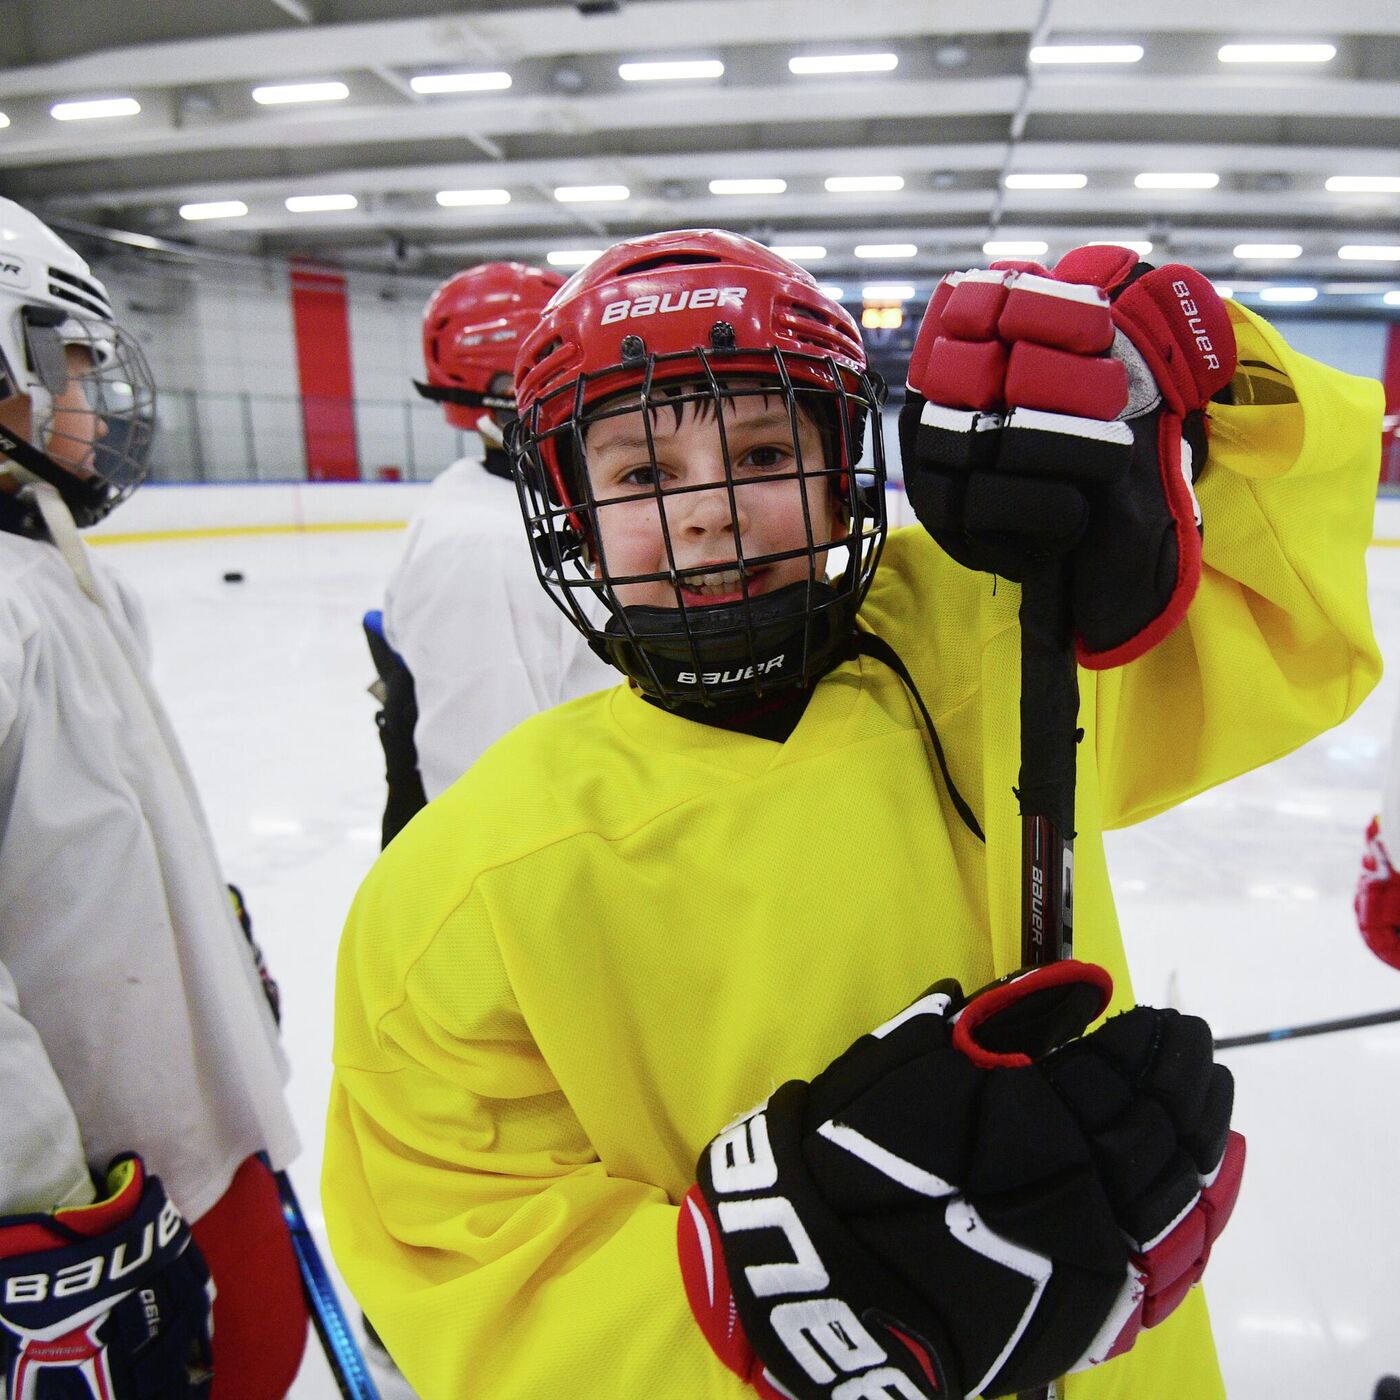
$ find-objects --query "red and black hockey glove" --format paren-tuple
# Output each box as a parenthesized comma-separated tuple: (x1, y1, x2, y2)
(0, 1154, 215, 1397)
(1356, 817, 1400, 970)
(678, 962, 1245, 1400)
(899, 245, 1238, 668)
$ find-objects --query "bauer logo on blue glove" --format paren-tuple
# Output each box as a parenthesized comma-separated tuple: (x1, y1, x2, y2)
(0, 1155, 215, 1399)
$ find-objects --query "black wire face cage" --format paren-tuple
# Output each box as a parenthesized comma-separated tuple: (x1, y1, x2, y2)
(9, 311, 157, 527)
(512, 346, 888, 708)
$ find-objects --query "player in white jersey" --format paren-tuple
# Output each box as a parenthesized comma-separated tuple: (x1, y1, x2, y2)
(371, 261, 614, 836)
(0, 197, 307, 1398)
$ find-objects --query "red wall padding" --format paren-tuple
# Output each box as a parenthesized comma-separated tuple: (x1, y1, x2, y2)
(1383, 323, 1400, 488)
(289, 262, 361, 481)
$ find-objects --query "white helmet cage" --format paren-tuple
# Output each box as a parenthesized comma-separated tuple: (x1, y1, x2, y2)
(0, 198, 156, 526)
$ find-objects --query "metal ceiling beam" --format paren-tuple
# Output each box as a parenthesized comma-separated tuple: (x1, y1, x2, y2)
(4, 72, 1398, 171)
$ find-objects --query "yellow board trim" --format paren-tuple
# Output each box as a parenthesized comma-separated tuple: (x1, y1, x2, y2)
(88, 519, 409, 545)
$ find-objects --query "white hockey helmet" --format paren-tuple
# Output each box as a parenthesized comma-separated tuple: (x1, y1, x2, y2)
(0, 197, 155, 525)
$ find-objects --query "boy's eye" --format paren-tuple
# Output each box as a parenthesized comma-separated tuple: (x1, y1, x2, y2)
(742, 443, 794, 471)
(618, 464, 663, 489)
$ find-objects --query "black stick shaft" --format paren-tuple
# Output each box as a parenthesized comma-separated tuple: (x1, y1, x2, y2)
(1018, 559, 1078, 969)
(1017, 559, 1079, 1400)
(1215, 1004, 1400, 1049)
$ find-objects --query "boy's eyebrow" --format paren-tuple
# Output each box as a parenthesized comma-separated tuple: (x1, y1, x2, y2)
(589, 408, 803, 456)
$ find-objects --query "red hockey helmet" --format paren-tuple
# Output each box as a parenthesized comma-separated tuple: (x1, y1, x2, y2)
(417, 261, 565, 431)
(509, 229, 887, 709)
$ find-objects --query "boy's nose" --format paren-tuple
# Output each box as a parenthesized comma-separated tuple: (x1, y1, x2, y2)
(676, 470, 746, 536)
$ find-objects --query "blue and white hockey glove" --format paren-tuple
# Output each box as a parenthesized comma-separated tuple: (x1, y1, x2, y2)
(678, 962, 1245, 1399)
(0, 1155, 215, 1398)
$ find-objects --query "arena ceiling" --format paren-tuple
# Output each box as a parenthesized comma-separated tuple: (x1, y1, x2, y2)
(1, 0, 1398, 307)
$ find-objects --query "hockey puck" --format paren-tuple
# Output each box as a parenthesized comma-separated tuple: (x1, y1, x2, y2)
(222, 571, 245, 583)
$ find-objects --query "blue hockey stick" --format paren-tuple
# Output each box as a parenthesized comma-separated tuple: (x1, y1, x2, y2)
(274, 1167, 382, 1400)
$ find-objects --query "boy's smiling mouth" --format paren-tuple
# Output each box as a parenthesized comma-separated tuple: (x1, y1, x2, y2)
(676, 562, 764, 603)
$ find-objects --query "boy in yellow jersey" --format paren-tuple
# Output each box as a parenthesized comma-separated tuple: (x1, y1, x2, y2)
(323, 231, 1382, 1399)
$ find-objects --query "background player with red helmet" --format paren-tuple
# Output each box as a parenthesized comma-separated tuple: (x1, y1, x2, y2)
(0, 196, 308, 1398)
(368, 261, 614, 841)
(324, 229, 1381, 1398)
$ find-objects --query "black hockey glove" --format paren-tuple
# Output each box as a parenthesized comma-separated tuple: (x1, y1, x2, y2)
(0, 1155, 215, 1398)
(899, 245, 1237, 668)
(678, 962, 1245, 1400)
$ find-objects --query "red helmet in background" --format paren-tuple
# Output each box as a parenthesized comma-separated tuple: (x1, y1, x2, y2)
(416, 261, 565, 431)
(509, 229, 887, 708)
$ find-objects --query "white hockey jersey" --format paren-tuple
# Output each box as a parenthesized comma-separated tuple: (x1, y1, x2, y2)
(0, 526, 299, 1221)
(383, 459, 616, 799)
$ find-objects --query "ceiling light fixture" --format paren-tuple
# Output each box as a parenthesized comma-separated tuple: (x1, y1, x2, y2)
(768, 245, 827, 261)
(1234, 243, 1303, 259)
(1384, 291, 1400, 306)
(984, 239, 1049, 256)
(252, 81, 349, 105)
(861, 283, 916, 300)
(547, 249, 603, 266)
(618, 60, 723, 82)
(1029, 44, 1144, 64)
(285, 194, 358, 212)
(554, 184, 630, 202)
(409, 71, 512, 94)
(1258, 286, 1319, 302)
(1004, 173, 1088, 190)
(179, 200, 249, 221)
(708, 178, 787, 195)
(1218, 43, 1336, 64)
(435, 189, 511, 206)
(825, 175, 904, 193)
(1213, 285, 1236, 299)
(854, 243, 917, 259)
(788, 54, 898, 75)
(1326, 176, 1400, 193)
(1135, 173, 1220, 189)
(817, 285, 846, 301)
(1337, 245, 1400, 261)
(50, 97, 141, 121)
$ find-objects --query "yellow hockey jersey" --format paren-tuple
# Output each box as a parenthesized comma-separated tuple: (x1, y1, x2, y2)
(324, 305, 1382, 1399)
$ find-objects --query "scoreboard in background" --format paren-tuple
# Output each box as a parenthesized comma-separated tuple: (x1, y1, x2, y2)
(857, 297, 925, 409)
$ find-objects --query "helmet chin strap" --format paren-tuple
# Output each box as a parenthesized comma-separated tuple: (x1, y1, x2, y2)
(25, 479, 103, 605)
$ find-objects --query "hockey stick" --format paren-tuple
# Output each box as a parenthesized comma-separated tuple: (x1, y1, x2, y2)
(1214, 1004, 1400, 1050)
(274, 1168, 383, 1400)
(1016, 556, 1079, 1400)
